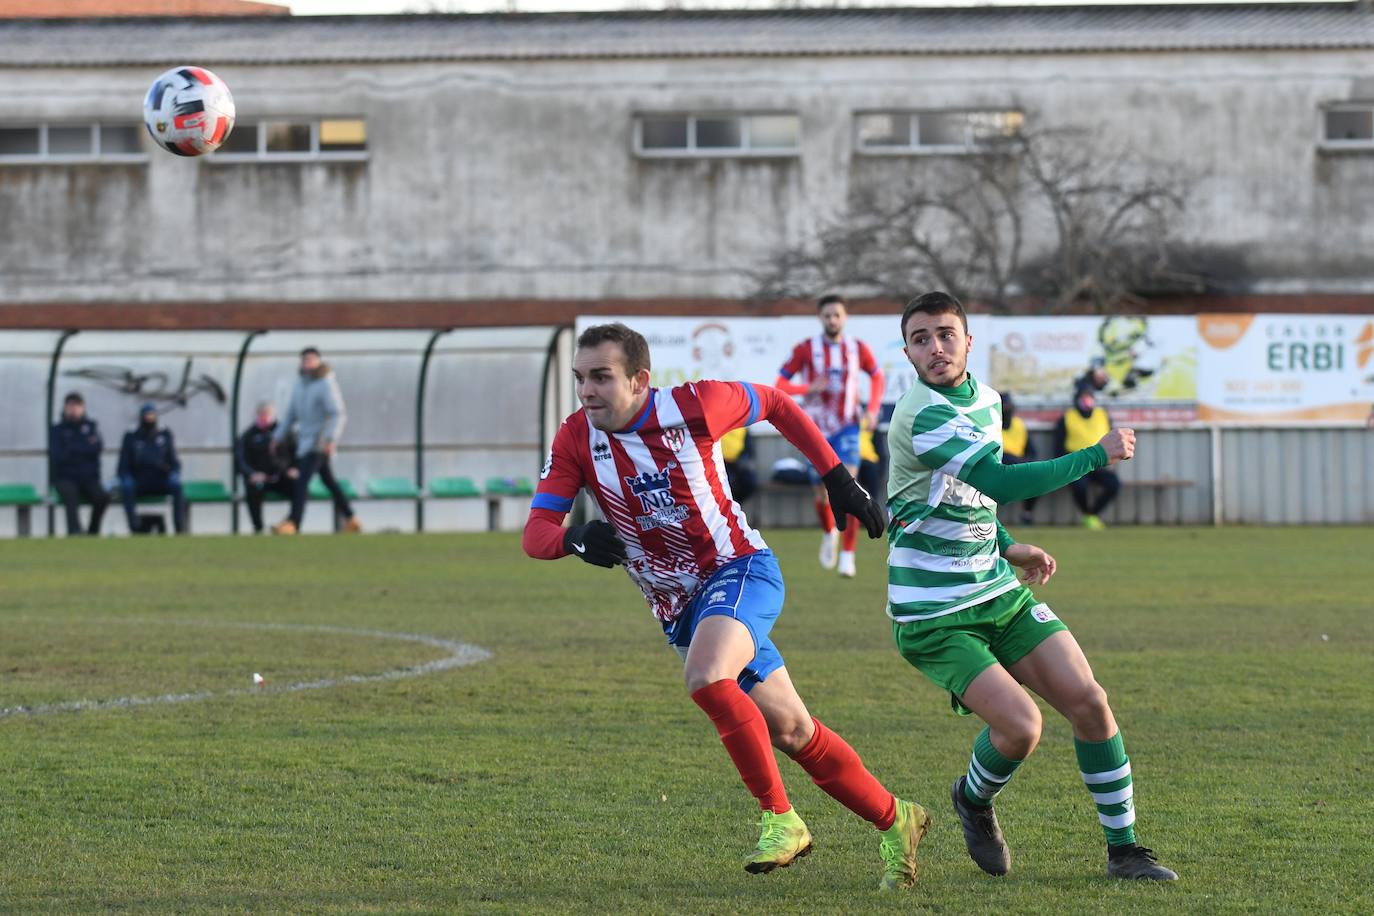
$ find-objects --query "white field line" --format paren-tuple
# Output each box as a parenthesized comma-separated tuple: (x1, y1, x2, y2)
(0, 620, 492, 721)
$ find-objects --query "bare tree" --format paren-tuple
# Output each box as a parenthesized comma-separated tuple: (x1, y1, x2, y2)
(752, 126, 1204, 313)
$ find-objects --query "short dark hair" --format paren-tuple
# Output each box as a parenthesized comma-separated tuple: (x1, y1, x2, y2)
(817, 293, 846, 311)
(300, 346, 321, 358)
(901, 291, 969, 339)
(63, 391, 84, 405)
(576, 322, 651, 377)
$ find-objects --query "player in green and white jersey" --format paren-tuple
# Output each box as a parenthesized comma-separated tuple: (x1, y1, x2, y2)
(885, 292, 1177, 882)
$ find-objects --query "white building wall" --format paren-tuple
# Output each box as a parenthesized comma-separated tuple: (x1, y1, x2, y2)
(2, 48, 1374, 303)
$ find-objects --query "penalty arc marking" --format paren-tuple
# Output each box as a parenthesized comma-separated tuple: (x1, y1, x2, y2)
(0, 620, 492, 721)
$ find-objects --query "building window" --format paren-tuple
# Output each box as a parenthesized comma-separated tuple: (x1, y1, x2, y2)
(855, 110, 1024, 155)
(1321, 104, 1374, 148)
(212, 119, 369, 161)
(634, 113, 801, 158)
(0, 123, 147, 163)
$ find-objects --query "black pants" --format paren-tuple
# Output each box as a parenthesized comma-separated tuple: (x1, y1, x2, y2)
(1070, 468, 1121, 516)
(725, 461, 758, 504)
(120, 475, 187, 534)
(54, 476, 109, 535)
(242, 474, 296, 533)
(290, 451, 354, 527)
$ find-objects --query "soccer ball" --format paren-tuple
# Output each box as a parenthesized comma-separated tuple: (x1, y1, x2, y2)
(142, 66, 235, 157)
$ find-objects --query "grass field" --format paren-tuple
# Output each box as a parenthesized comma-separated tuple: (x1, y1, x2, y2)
(1, 527, 1371, 914)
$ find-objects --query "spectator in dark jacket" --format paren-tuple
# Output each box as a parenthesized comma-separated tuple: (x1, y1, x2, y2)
(117, 402, 187, 534)
(237, 401, 298, 534)
(50, 391, 110, 536)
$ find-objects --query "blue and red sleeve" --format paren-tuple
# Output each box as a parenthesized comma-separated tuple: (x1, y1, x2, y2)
(774, 341, 811, 395)
(522, 420, 585, 560)
(696, 379, 841, 477)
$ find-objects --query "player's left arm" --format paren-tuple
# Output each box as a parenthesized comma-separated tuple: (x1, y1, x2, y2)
(696, 380, 885, 537)
(858, 341, 885, 428)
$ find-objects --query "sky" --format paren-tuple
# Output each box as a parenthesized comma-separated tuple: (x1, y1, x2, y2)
(287, 0, 1311, 15)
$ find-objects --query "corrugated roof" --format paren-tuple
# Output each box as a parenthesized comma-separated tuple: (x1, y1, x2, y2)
(3, 4, 1374, 66)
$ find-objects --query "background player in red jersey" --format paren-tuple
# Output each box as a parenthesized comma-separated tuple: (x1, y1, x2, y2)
(523, 323, 931, 890)
(775, 294, 885, 579)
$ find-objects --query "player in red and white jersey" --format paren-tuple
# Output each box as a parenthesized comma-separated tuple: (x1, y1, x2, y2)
(523, 323, 931, 890)
(775, 294, 885, 579)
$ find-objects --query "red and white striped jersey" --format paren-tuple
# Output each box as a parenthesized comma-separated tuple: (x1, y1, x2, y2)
(778, 335, 881, 437)
(532, 381, 772, 624)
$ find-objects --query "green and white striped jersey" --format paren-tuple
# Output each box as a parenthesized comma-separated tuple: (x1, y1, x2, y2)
(886, 374, 1021, 623)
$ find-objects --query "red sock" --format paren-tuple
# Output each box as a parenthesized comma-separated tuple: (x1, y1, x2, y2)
(815, 500, 836, 533)
(792, 718, 896, 830)
(691, 679, 790, 814)
(841, 519, 859, 552)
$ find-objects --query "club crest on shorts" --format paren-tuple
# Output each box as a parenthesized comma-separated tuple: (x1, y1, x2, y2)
(1030, 603, 1058, 624)
(662, 427, 687, 453)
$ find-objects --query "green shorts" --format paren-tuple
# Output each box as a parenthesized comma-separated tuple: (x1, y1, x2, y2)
(891, 586, 1068, 715)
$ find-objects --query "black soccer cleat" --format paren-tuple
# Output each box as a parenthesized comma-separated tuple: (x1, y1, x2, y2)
(951, 776, 1011, 876)
(1107, 845, 1178, 881)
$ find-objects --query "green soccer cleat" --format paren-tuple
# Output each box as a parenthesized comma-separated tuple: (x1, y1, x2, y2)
(878, 798, 932, 891)
(744, 808, 813, 874)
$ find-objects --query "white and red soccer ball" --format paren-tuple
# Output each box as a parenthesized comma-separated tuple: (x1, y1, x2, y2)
(143, 66, 235, 157)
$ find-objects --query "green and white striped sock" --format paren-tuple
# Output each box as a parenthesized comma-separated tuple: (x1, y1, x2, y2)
(1075, 731, 1137, 846)
(962, 726, 1022, 808)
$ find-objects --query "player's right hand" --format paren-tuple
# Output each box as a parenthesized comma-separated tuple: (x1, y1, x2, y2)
(1098, 428, 1136, 465)
(562, 520, 627, 568)
(820, 465, 887, 539)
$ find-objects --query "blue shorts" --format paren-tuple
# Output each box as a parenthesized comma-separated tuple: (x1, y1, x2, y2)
(664, 551, 785, 693)
(809, 424, 860, 483)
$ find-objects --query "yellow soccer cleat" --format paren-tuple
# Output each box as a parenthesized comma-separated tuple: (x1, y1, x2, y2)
(878, 798, 932, 891)
(744, 808, 813, 874)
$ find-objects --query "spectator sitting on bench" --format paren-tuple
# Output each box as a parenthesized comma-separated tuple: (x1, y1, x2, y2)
(50, 391, 110, 536)
(237, 401, 299, 534)
(117, 402, 187, 534)
(1055, 386, 1120, 530)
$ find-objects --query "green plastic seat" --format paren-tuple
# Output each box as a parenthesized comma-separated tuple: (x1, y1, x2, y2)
(484, 476, 534, 497)
(0, 483, 42, 506)
(428, 476, 481, 499)
(368, 477, 419, 500)
(309, 477, 356, 500)
(183, 480, 232, 503)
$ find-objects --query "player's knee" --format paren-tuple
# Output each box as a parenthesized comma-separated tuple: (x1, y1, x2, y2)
(683, 665, 729, 694)
(1000, 705, 1042, 758)
(770, 717, 813, 756)
(1072, 681, 1113, 732)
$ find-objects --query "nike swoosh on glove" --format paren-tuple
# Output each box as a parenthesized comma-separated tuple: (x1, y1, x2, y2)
(820, 464, 887, 539)
(562, 520, 628, 568)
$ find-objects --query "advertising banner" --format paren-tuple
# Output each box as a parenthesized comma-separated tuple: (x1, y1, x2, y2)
(1196, 314, 1374, 422)
(983, 315, 1198, 424)
(573, 314, 991, 411)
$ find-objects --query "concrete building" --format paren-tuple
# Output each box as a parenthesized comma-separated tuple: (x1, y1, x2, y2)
(3, 5, 1374, 314)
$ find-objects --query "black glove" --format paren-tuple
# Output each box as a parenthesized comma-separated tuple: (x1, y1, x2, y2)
(821, 464, 886, 539)
(562, 520, 628, 568)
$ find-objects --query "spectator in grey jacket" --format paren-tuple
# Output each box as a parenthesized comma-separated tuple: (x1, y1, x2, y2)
(271, 347, 360, 534)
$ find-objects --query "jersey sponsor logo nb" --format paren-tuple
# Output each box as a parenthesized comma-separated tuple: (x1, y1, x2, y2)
(626, 463, 690, 531)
